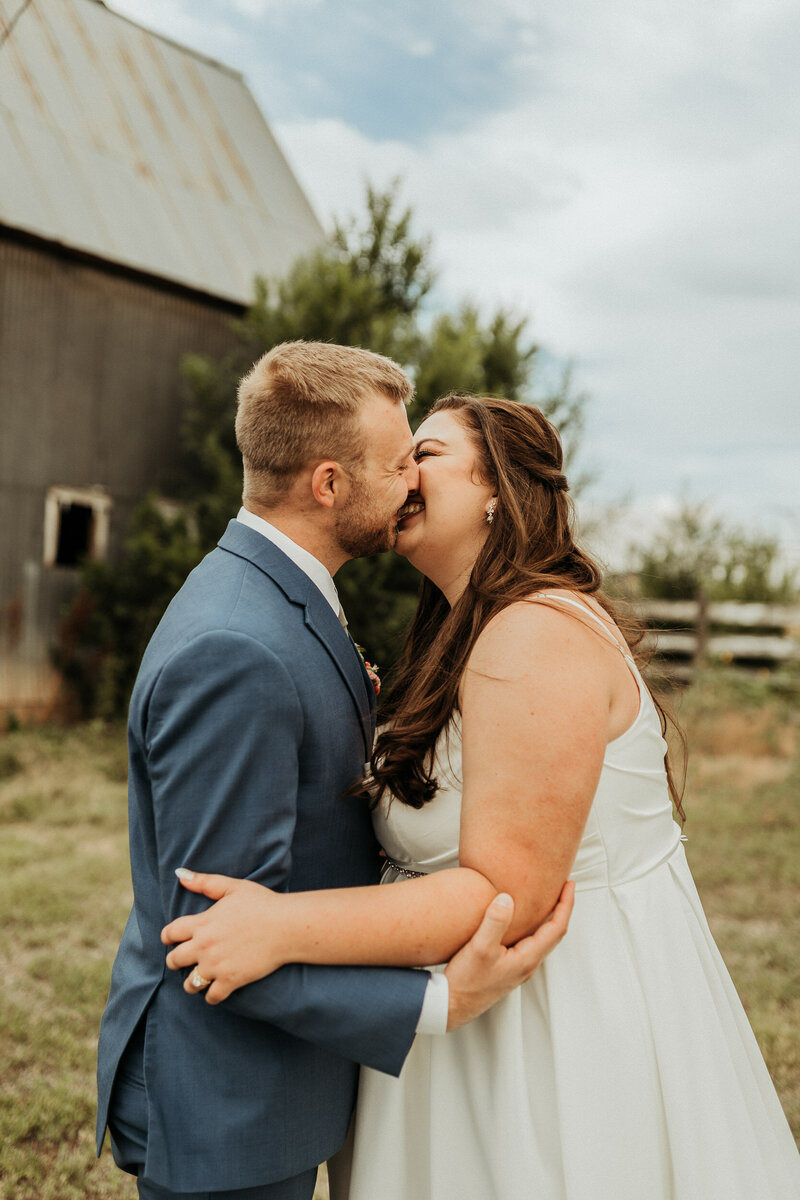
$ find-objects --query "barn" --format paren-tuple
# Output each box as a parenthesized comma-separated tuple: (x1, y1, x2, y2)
(0, 0, 323, 720)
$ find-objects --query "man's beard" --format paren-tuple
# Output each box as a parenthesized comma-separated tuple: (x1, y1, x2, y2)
(335, 476, 398, 558)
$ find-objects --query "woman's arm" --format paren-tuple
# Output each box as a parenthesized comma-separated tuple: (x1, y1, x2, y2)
(164, 866, 496, 990)
(458, 600, 610, 941)
(162, 601, 613, 993)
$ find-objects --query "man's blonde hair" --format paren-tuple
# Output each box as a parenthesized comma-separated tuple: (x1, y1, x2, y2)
(236, 341, 413, 507)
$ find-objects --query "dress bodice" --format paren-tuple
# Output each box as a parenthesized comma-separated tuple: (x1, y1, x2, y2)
(373, 611, 683, 891)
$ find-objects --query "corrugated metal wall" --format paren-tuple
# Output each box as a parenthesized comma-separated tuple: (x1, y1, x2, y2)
(0, 234, 241, 718)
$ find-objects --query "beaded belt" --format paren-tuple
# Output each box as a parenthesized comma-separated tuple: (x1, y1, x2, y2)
(382, 856, 426, 880)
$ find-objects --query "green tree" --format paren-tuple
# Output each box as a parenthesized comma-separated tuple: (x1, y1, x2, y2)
(634, 501, 797, 603)
(65, 184, 588, 715)
(709, 529, 798, 603)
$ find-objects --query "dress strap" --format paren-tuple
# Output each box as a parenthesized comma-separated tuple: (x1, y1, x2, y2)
(530, 593, 635, 663)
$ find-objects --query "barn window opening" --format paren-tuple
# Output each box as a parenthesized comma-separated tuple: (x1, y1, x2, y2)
(55, 502, 94, 566)
(43, 487, 111, 569)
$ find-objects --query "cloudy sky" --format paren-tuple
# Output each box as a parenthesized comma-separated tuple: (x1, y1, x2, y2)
(108, 0, 800, 566)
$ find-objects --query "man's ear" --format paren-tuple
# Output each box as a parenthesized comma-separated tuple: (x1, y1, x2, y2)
(310, 460, 347, 509)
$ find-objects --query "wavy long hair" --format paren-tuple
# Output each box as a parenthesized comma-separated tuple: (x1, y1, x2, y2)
(371, 394, 686, 822)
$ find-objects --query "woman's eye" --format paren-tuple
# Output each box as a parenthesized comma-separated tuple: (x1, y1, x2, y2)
(414, 448, 434, 461)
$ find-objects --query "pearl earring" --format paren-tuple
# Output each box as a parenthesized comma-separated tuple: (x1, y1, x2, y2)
(486, 498, 497, 524)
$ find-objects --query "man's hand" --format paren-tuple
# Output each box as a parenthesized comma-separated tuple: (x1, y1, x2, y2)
(444, 881, 574, 1031)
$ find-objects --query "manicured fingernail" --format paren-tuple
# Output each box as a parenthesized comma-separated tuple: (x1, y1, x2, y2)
(493, 893, 513, 909)
(175, 868, 194, 880)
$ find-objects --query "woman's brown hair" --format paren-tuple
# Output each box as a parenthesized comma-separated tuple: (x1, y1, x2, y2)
(371, 394, 686, 822)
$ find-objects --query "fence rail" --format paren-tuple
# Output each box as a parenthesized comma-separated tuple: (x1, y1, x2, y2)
(636, 598, 800, 677)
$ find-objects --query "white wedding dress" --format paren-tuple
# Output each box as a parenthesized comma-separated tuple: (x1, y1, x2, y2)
(347, 597, 800, 1200)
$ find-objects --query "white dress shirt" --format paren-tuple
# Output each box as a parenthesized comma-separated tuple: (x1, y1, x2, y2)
(236, 508, 449, 1035)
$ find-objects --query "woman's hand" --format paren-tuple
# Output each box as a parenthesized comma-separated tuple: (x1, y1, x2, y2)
(161, 870, 290, 1005)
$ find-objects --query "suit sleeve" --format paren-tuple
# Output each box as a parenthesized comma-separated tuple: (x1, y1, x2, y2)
(144, 629, 428, 1076)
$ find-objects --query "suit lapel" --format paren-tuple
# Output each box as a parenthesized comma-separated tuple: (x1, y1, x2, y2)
(218, 521, 374, 761)
(303, 589, 374, 759)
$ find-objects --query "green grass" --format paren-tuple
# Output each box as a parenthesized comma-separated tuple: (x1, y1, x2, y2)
(0, 725, 135, 1200)
(670, 672, 800, 1136)
(0, 689, 797, 1197)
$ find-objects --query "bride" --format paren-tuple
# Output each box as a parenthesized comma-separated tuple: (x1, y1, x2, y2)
(162, 395, 800, 1199)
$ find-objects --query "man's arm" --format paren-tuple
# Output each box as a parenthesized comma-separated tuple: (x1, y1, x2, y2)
(221, 885, 574, 1039)
(145, 629, 428, 1076)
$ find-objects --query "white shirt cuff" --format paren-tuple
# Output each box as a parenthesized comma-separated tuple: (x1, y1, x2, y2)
(415, 972, 449, 1035)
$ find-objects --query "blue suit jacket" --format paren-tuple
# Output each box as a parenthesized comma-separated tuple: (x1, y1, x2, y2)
(96, 521, 429, 1192)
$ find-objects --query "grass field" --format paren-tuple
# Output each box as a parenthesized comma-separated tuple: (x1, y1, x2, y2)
(0, 670, 798, 1198)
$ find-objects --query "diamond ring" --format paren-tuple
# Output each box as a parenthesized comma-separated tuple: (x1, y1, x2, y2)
(191, 971, 211, 989)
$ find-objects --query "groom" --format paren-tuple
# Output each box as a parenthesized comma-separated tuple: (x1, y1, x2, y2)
(97, 341, 571, 1200)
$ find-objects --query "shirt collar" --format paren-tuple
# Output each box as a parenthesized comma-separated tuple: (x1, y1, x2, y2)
(236, 507, 342, 617)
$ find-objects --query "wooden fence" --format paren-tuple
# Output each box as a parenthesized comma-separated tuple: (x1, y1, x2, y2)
(637, 599, 800, 679)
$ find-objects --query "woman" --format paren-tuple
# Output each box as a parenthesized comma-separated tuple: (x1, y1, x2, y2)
(163, 396, 800, 1199)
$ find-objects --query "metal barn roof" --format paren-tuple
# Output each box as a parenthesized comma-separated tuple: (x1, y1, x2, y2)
(0, 0, 323, 303)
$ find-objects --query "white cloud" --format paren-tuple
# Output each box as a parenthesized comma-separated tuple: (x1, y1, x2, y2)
(107, 0, 800, 556)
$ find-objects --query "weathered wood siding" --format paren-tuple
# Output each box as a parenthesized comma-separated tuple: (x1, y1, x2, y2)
(0, 233, 242, 718)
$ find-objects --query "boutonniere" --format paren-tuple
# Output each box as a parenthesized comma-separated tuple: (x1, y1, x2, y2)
(355, 644, 381, 696)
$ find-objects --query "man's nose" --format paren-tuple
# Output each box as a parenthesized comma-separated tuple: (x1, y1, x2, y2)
(405, 457, 420, 494)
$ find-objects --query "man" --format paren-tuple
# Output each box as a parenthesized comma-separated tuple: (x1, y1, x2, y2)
(97, 341, 572, 1200)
